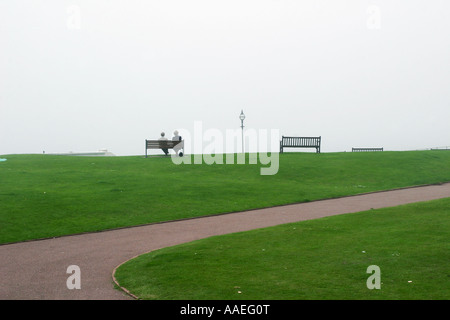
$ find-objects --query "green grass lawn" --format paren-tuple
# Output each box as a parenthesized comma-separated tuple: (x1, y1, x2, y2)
(113, 197, 450, 300)
(0, 151, 449, 244)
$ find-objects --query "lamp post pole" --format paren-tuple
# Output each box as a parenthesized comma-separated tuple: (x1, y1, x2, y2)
(239, 110, 245, 154)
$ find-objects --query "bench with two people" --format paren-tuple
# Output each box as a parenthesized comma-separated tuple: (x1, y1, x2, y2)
(145, 130, 184, 158)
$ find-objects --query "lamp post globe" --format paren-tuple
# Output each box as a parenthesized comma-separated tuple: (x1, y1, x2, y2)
(239, 110, 245, 122)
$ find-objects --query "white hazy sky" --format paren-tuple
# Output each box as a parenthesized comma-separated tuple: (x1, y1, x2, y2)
(1, 0, 449, 156)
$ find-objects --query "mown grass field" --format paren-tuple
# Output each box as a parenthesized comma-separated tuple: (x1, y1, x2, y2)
(114, 198, 450, 300)
(0, 150, 449, 244)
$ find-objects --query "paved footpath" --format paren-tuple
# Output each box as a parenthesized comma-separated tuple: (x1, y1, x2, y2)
(1, 183, 449, 300)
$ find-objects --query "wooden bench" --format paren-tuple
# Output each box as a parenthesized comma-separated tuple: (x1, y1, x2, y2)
(280, 136, 321, 153)
(352, 147, 383, 152)
(145, 139, 183, 158)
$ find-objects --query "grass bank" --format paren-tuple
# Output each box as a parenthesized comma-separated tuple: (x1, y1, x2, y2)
(0, 150, 449, 244)
(114, 197, 450, 300)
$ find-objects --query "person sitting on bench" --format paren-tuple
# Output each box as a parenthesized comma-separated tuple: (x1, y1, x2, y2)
(158, 132, 169, 155)
(172, 130, 183, 157)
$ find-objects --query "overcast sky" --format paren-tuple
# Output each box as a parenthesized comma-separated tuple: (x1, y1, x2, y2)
(1, 0, 449, 156)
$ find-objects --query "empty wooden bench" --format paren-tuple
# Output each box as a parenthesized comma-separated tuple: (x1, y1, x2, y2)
(145, 139, 183, 157)
(280, 136, 321, 153)
(352, 147, 383, 152)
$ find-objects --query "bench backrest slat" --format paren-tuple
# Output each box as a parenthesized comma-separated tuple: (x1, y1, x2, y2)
(281, 137, 320, 146)
(352, 147, 383, 152)
(146, 140, 181, 148)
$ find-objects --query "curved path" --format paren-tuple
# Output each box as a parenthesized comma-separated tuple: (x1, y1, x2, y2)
(1, 183, 449, 300)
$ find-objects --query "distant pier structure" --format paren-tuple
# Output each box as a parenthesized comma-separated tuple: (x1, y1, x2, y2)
(46, 149, 115, 157)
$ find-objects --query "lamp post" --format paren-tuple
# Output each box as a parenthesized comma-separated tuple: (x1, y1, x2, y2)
(239, 110, 245, 153)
